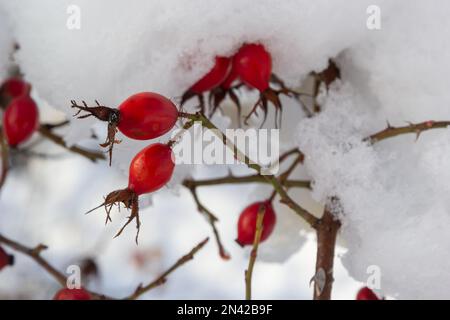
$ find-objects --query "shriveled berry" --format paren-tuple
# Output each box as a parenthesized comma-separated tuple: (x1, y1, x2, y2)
(236, 201, 276, 246)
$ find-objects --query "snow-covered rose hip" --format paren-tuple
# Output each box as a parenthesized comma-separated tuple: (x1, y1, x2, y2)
(236, 201, 276, 246)
(190, 56, 231, 94)
(0, 247, 14, 271)
(0, 77, 31, 107)
(356, 287, 380, 300)
(181, 56, 231, 112)
(88, 143, 175, 243)
(71, 92, 178, 165)
(233, 44, 271, 92)
(232, 43, 294, 127)
(53, 288, 91, 300)
(3, 95, 39, 147)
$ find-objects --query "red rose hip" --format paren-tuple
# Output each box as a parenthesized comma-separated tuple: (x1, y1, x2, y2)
(189, 56, 232, 94)
(0, 77, 31, 106)
(181, 56, 232, 113)
(71, 92, 178, 165)
(117, 93, 178, 141)
(128, 143, 175, 195)
(87, 143, 175, 243)
(356, 287, 380, 300)
(233, 44, 272, 92)
(3, 95, 39, 147)
(220, 66, 239, 90)
(53, 288, 91, 300)
(0, 247, 14, 271)
(236, 201, 276, 246)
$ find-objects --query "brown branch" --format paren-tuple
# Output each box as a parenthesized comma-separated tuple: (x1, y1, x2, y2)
(312, 206, 340, 300)
(0, 129, 9, 190)
(269, 152, 305, 201)
(278, 147, 303, 164)
(366, 120, 450, 144)
(178, 112, 319, 227)
(125, 237, 209, 300)
(182, 181, 230, 260)
(244, 204, 265, 300)
(183, 174, 310, 189)
(38, 125, 105, 162)
(0, 233, 110, 300)
(308, 119, 450, 300)
(41, 120, 70, 130)
(167, 118, 196, 148)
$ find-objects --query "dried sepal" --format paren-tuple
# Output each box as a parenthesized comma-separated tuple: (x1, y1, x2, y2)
(86, 188, 141, 244)
(71, 100, 121, 165)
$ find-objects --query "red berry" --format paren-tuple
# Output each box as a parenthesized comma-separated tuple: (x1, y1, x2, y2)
(128, 143, 175, 195)
(236, 201, 276, 246)
(71, 92, 178, 165)
(233, 43, 272, 92)
(89, 143, 176, 242)
(3, 95, 39, 147)
(220, 65, 239, 89)
(117, 92, 178, 140)
(356, 287, 380, 300)
(53, 288, 91, 300)
(0, 247, 14, 271)
(0, 77, 31, 100)
(190, 56, 232, 93)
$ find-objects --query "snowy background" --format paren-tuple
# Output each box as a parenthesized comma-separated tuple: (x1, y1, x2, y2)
(1, 0, 450, 299)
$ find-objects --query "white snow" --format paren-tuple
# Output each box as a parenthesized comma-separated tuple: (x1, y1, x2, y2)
(297, 1, 450, 299)
(1, 0, 450, 299)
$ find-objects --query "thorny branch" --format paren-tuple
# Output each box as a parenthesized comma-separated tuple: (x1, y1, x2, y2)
(4, 98, 450, 301)
(182, 181, 230, 260)
(124, 237, 209, 300)
(0, 232, 208, 300)
(183, 174, 310, 190)
(0, 129, 9, 191)
(367, 120, 450, 144)
(269, 152, 305, 201)
(178, 111, 319, 227)
(309, 120, 450, 300)
(312, 206, 340, 300)
(38, 124, 105, 162)
(0, 233, 109, 300)
(244, 204, 266, 300)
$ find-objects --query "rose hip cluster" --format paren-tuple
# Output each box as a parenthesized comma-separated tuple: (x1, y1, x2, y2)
(72, 93, 178, 243)
(181, 43, 297, 127)
(74, 89, 279, 245)
(0, 77, 39, 147)
(71, 43, 287, 244)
